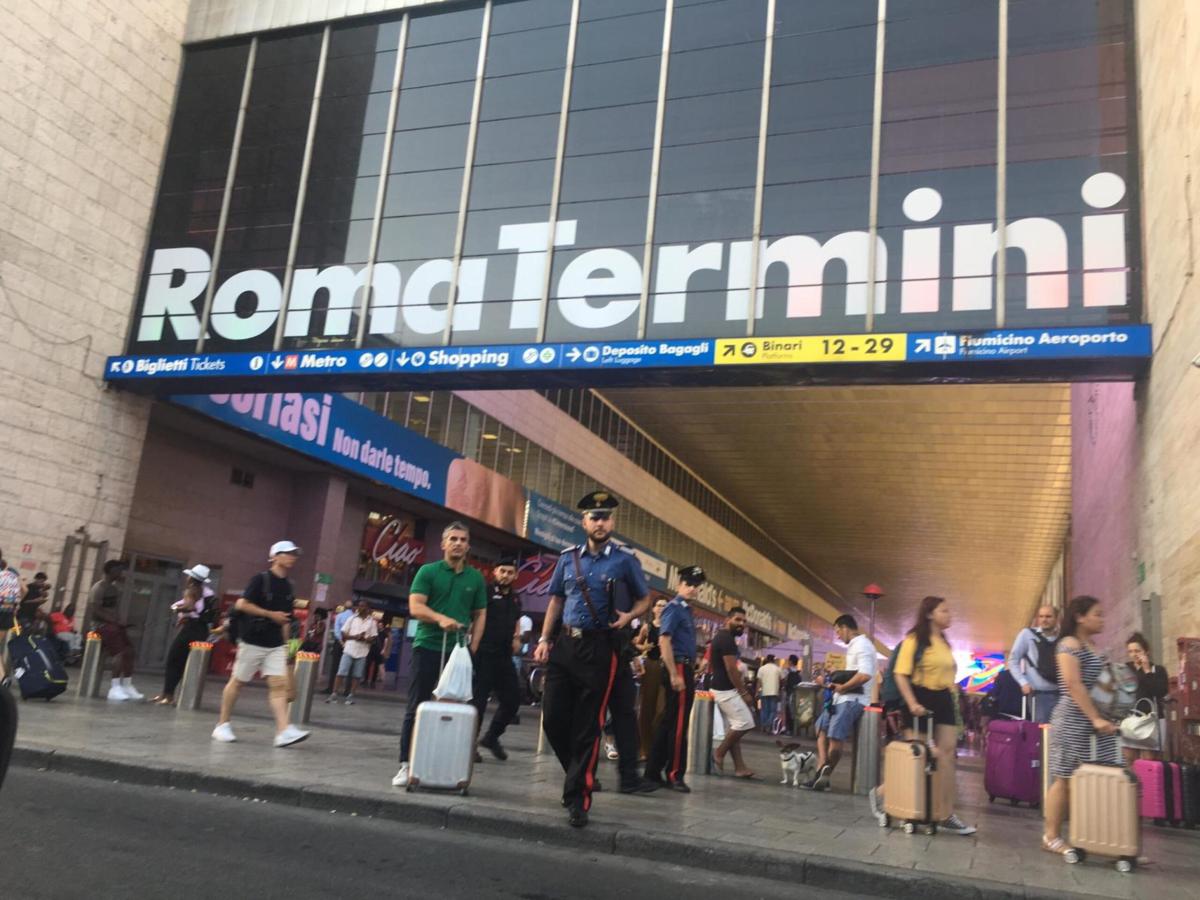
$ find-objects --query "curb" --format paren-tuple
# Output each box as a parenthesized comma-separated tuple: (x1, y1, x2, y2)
(11, 747, 1080, 900)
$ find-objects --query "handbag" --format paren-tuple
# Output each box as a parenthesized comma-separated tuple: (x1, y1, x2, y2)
(1119, 697, 1159, 743)
(830, 669, 864, 694)
(1089, 655, 1138, 720)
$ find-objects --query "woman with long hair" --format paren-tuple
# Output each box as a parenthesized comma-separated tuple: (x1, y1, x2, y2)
(868, 595, 976, 835)
(152, 565, 216, 705)
(1122, 631, 1169, 765)
(1042, 595, 1121, 855)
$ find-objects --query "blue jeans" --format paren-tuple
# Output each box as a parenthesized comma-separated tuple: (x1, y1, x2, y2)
(760, 695, 780, 730)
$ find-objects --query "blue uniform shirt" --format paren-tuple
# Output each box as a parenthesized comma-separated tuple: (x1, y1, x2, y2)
(659, 596, 697, 661)
(549, 542, 649, 630)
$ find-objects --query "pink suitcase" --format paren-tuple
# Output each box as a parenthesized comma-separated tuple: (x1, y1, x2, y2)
(1133, 759, 1184, 825)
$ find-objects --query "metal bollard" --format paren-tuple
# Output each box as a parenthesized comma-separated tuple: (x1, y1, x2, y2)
(687, 691, 715, 775)
(77, 632, 104, 698)
(852, 705, 883, 795)
(537, 706, 549, 755)
(289, 652, 320, 725)
(175, 642, 213, 711)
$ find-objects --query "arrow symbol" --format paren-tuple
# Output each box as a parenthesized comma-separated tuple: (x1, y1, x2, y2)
(722, 344, 735, 357)
(567, 348, 581, 362)
(396, 352, 409, 367)
(270, 358, 283, 370)
(915, 339, 931, 353)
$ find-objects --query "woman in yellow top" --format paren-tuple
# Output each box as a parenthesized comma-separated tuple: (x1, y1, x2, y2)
(868, 595, 977, 836)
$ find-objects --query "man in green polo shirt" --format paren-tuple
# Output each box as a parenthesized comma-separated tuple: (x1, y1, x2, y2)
(393, 521, 487, 788)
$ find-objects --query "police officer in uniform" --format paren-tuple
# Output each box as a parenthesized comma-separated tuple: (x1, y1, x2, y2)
(473, 556, 523, 762)
(534, 491, 652, 827)
(645, 565, 703, 791)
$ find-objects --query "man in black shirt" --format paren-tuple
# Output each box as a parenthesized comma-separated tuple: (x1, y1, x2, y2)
(212, 540, 310, 748)
(709, 607, 757, 778)
(473, 557, 522, 761)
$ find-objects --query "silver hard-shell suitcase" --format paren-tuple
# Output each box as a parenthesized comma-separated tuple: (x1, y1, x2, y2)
(407, 700, 477, 794)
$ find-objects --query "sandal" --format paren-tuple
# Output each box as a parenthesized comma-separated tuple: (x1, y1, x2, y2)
(1042, 835, 1069, 855)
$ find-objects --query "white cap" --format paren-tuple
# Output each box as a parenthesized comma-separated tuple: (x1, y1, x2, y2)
(269, 540, 301, 557)
(182, 564, 212, 584)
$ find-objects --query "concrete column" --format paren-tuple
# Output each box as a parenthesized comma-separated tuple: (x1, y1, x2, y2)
(286, 474, 348, 603)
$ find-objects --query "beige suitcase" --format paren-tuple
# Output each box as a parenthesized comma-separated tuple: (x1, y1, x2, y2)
(1066, 737, 1141, 873)
(882, 718, 952, 833)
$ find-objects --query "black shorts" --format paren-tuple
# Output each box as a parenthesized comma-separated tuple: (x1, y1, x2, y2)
(900, 685, 957, 730)
(0, 609, 14, 630)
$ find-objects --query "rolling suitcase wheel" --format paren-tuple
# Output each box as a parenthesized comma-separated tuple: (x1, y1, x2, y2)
(1115, 858, 1134, 874)
(1064, 848, 1083, 864)
(903, 822, 916, 835)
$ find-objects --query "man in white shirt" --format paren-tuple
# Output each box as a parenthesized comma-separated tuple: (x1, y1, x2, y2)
(757, 655, 782, 732)
(330, 599, 379, 705)
(804, 615, 876, 791)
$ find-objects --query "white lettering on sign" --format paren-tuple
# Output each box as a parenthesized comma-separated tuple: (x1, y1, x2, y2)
(134, 175, 1127, 346)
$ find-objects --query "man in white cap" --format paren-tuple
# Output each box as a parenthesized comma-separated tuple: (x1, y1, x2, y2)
(213, 541, 309, 747)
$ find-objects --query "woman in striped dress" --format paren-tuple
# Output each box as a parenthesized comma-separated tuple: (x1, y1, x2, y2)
(1042, 595, 1121, 855)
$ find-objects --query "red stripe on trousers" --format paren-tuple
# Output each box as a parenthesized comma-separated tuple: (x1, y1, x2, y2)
(583, 649, 619, 811)
(668, 663, 686, 783)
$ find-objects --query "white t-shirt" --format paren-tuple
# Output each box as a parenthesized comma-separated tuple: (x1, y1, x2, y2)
(342, 615, 380, 660)
(758, 662, 782, 697)
(834, 633, 877, 706)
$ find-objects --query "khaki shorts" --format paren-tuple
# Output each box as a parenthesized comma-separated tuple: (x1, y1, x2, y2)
(232, 643, 287, 682)
(712, 688, 756, 732)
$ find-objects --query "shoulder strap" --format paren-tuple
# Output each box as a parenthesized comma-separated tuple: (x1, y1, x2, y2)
(570, 547, 604, 625)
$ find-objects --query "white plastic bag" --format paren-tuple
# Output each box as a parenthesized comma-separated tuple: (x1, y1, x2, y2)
(434, 640, 474, 702)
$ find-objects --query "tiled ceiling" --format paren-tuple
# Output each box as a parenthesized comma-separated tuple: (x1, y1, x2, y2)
(600, 384, 1072, 653)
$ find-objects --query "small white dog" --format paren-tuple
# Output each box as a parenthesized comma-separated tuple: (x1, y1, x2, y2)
(777, 741, 817, 786)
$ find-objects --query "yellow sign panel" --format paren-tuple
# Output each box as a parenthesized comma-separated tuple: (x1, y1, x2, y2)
(714, 333, 908, 365)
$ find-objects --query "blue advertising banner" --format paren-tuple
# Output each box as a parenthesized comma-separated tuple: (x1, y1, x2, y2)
(104, 325, 1151, 387)
(172, 392, 459, 506)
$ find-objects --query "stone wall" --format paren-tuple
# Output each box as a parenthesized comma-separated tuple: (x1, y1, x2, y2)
(0, 0, 189, 584)
(1132, 0, 1200, 667)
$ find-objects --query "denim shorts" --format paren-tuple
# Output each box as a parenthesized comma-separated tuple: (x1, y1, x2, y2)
(337, 652, 368, 679)
(815, 700, 865, 742)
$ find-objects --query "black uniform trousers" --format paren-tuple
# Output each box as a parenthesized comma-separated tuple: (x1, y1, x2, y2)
(645, 660, 696, 786)
(472, 647, 520, 741)
(162, 621, 209, 696)
(607, 660, 641, 786)
(542, 631, 619, 810)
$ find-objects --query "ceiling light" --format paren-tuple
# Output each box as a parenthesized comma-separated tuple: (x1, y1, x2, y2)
(482, 433, 498, 440)
(413, 394, 431, 403)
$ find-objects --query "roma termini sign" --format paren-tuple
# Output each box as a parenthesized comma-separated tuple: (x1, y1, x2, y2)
(132, 174, 1132, 347)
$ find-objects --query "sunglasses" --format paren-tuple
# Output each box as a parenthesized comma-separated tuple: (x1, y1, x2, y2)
(584, 512, 612, 521)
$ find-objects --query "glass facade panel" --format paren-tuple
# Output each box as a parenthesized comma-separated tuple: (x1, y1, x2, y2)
(208, 31, 323, 352)
(756, 1, 875, 337)
(129, 0, 1140, 356)
(130, 43, 249, 353)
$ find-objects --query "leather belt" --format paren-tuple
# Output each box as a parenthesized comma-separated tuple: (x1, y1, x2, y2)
(566, 626, 606, 639)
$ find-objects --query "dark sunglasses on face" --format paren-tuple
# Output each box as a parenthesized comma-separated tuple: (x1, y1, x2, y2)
(585, 512, 612, 521)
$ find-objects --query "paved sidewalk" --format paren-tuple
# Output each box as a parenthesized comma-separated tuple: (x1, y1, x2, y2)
(10, 688, 1199, 900)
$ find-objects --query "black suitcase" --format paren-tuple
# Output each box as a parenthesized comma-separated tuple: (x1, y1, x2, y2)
(8, 630, 68, 700)
(1180, 763, 1200, 828)
(0, 680, 16, 792)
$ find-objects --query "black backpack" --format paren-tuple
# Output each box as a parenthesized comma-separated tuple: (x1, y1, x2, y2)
(1028, 628, 1059, 685)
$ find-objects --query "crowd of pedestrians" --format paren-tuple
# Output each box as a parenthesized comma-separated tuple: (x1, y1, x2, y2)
(0, 514, 1184, 872)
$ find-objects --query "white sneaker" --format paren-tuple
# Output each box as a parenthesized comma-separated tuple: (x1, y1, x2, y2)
(344, 694, 355, 705)
(212, 722, 237, 743)
(868, 787, 888, 828)
(392, 763, 410, 788)
(107, 683, 130, 702)
(605, 739, 618, 761)
(940, 814, 977, 836)
(273, 725, 310, 748)
(121, 679, 145, 700)
(324, 693, 337, 703)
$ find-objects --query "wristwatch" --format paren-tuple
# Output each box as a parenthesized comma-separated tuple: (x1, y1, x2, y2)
(537, 636, 551, 645)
